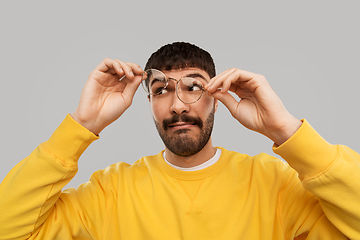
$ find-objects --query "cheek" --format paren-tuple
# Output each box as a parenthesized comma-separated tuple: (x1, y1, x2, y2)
(150, 95, 215, 121)
(199, 96, 215, 112)
(150, 99, 168, 122)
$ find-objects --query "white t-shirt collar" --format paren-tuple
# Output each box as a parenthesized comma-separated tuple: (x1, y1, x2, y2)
(163, 149, 222, 171)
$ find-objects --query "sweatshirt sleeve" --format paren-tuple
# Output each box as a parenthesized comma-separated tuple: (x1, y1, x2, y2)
(273, 119, 360, 239)
(0, 115, 99, 240)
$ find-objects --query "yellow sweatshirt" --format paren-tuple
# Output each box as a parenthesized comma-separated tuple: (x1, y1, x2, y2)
(0, 115, 359, 240)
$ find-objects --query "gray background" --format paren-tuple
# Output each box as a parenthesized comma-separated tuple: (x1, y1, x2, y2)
(1, 1, 359, 189)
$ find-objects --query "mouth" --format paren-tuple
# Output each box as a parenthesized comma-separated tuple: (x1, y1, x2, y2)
(162, 114, 203, 131)
(168, 121, 197, 130)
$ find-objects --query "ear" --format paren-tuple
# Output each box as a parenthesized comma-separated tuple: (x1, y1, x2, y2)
(147, 95, 151, 102)
(214, 98, 218, 113)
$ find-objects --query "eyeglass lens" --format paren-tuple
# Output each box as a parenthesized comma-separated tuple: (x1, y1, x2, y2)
(141, 69, 204, 104)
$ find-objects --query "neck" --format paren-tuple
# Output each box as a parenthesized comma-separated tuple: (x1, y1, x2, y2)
(164, 138, 216, 168)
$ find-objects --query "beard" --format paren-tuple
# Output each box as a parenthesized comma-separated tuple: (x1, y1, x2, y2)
(154, 106, 215, 157)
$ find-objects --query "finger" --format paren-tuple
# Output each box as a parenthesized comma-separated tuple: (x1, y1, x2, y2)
(221, 74, 236, 93)
(95, 58, 121, 74)
(95, 59, 141, 80)
(206, 68, 237, 93)
(207, 68, 239, 93)
(115, 59, 135, 79)
(209, 90, 239, 115)
(122, 75, 143, 100)
(206, 68, 259, 93)
(125, 62, 144, 75)
(116, 61, 145, 80)
(229, 68, 258, 82)
(206, 68, 234, 89)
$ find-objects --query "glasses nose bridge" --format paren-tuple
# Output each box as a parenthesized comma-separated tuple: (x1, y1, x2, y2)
(169, 77, 184, 91)
(168, 77, 180, 84)
(167, 77, 182, 94)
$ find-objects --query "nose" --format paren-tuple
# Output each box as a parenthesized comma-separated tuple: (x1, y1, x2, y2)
(170, 91, 190, 114)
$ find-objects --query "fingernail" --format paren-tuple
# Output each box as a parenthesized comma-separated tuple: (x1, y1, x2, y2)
(129, 70, 134, 76)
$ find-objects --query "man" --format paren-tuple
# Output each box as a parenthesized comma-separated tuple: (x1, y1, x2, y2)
(0, 42, 359, 239)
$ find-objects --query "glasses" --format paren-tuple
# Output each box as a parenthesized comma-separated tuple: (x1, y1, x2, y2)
(141, 69, 206, 104)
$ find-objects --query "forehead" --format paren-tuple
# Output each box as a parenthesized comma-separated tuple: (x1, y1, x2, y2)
(161, 68, 211, 82)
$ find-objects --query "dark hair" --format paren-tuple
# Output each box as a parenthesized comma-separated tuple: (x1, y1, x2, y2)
(144, 42, 216, 78)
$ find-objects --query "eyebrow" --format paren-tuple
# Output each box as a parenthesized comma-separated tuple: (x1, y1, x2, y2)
(149, 72, 208, 87)
(184, 73, 208, 81)
(150, 78, 161, 87)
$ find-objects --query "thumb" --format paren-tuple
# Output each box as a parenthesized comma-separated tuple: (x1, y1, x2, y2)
(209, 90, 239, 116)
(122, 76, 143, 101)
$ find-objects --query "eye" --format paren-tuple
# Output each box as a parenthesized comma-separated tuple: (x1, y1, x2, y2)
(187, 84, 202, 92)
(150, 78, 167, 95)
(180, 78, 204, 93)
(154, 87, 169, 95)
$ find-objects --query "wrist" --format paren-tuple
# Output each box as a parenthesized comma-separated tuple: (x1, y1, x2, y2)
(43, 114, 99, 166)
(271, 118, 303, 146)
(70, 111, 102, 136)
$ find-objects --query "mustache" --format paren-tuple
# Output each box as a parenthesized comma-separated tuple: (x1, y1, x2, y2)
(163, 114, 203, 130)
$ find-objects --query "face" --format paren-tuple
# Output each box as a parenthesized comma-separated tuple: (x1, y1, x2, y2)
(149, 68, 218, 157)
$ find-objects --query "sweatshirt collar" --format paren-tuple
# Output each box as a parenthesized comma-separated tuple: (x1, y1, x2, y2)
(156, 147, 228, 180)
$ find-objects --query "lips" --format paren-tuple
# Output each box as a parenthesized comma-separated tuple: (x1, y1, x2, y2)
(163, 114, 203, 130)
(168, 121, 196, 129)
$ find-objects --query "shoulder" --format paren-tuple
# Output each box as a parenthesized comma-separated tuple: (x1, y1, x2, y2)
(89, 151, 164, 183)
(219, 147, 296, 179)
(220, 147, 284, 167)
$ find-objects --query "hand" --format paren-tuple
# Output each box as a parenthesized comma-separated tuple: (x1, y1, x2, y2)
(205, 68, 302, 146)
(71, 58, 143, 135)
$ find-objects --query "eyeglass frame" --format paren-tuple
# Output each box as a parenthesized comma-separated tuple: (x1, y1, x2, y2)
(141, 68, 206, 104)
